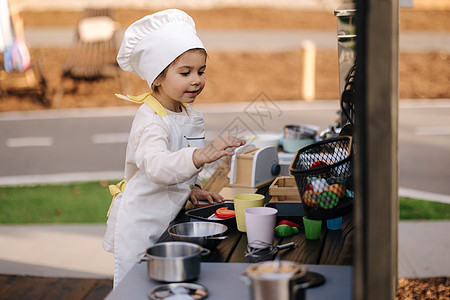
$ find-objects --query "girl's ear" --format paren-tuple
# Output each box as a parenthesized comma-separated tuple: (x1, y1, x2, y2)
(151, 81, 160, 93)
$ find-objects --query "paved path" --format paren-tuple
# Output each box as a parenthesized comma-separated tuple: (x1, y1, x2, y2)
(399, 221, 450, 278)
(0, 221, 448, 279)
(1, 100, 449, 199)
(0, 225, 113, 279)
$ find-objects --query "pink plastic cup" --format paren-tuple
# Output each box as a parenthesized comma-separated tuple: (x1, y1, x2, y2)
(244, 206, 278, 248)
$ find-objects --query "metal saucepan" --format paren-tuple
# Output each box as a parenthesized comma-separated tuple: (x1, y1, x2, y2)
(241, 260, 309, 300)
(168, 222, 228, 250)
(141, 241, 210, 282)
(283, 125, 318, 140)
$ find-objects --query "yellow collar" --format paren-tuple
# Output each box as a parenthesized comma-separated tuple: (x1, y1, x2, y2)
(115, 92, 187, 117)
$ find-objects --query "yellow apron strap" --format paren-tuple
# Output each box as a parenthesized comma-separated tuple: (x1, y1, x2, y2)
(115, 93, 187, 118)
(107, 179, 127, 217)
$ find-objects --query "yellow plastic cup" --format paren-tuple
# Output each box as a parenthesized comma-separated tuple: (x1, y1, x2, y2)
(233, 193, 265, 232)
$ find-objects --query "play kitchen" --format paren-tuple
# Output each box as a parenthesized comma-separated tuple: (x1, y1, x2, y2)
(106, 106, 355, 299)
(107, 197, 353, 299)
(106, 4, 357, 296)
(107, 132, 354, 299)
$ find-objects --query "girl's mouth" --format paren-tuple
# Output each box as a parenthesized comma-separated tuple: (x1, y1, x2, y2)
(186, 90, 199, 97)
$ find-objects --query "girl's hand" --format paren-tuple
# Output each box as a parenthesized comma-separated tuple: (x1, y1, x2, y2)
(189, 185, 224, 206)
(193, 136, 245, 168)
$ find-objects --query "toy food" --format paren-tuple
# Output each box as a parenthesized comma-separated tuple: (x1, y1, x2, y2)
(215, 207, 235, 219)
(309, 160, 328, 170)
(302, 190, 319, 208)
(309, 178, 329, 193)
(279, 220, 300, 228)
(309, 160, 330, 176)
(317, 191, 339, 209)
(327, 184, 346, 199)
(275, 224, 299, 237)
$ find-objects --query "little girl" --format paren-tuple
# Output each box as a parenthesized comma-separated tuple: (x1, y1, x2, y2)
(102, 9, 245, 287)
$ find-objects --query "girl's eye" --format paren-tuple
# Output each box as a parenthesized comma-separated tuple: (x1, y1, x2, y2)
(180, 72, 190, 76)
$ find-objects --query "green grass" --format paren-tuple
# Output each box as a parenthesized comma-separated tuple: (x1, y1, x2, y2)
(0, 182, 449, 224)
(0, 181, 113, 224)
(399, 197, 450, 220)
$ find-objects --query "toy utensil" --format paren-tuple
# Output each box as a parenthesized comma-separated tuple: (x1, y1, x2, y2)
(245, 241, 297, 263)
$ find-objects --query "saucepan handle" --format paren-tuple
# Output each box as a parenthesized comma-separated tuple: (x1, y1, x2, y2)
(206, 236, 228, 241)
(292, 282, 310, 299)
(239, 272, 251, 286)
(201, 248, 211, 256)
(137, 252, 153, 262)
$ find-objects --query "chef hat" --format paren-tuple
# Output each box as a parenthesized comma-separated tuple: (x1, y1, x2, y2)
(117, 9, 206, 87)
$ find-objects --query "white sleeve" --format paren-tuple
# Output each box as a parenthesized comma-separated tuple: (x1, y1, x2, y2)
(195, 176, 203, 189)
(134, 122, 201, 185)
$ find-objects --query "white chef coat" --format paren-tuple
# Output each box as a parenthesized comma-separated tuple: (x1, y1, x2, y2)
(102, 93, 204, 285)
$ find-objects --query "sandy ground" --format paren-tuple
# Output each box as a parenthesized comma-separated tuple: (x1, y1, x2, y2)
(0, 8, 449, 112)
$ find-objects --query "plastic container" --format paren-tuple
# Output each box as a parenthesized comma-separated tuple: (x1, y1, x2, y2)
(326, 216, 343, 230)
(245, 206, 278, 247)
(234, 193, 265, 232)
(303, 217, 322, 240)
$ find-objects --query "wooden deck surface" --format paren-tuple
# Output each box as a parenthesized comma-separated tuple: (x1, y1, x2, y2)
(200, 213, 354, 265)
(0, 275, 112, 300)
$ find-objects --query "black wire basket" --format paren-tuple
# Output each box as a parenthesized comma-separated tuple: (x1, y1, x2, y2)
(289, 136, 354, 220)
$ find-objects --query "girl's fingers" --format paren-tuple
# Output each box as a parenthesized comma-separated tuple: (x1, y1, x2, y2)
(211, 193, 224, 203)
(223, 150, 234, 156)
(216, 137, 245, 150)
(206, 194, 214, 204)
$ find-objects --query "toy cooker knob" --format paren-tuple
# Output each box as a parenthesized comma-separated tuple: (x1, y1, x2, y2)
(271, 163, 281, 176)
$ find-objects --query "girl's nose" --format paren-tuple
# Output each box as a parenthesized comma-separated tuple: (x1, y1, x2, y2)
(191, 74, 201, 85)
